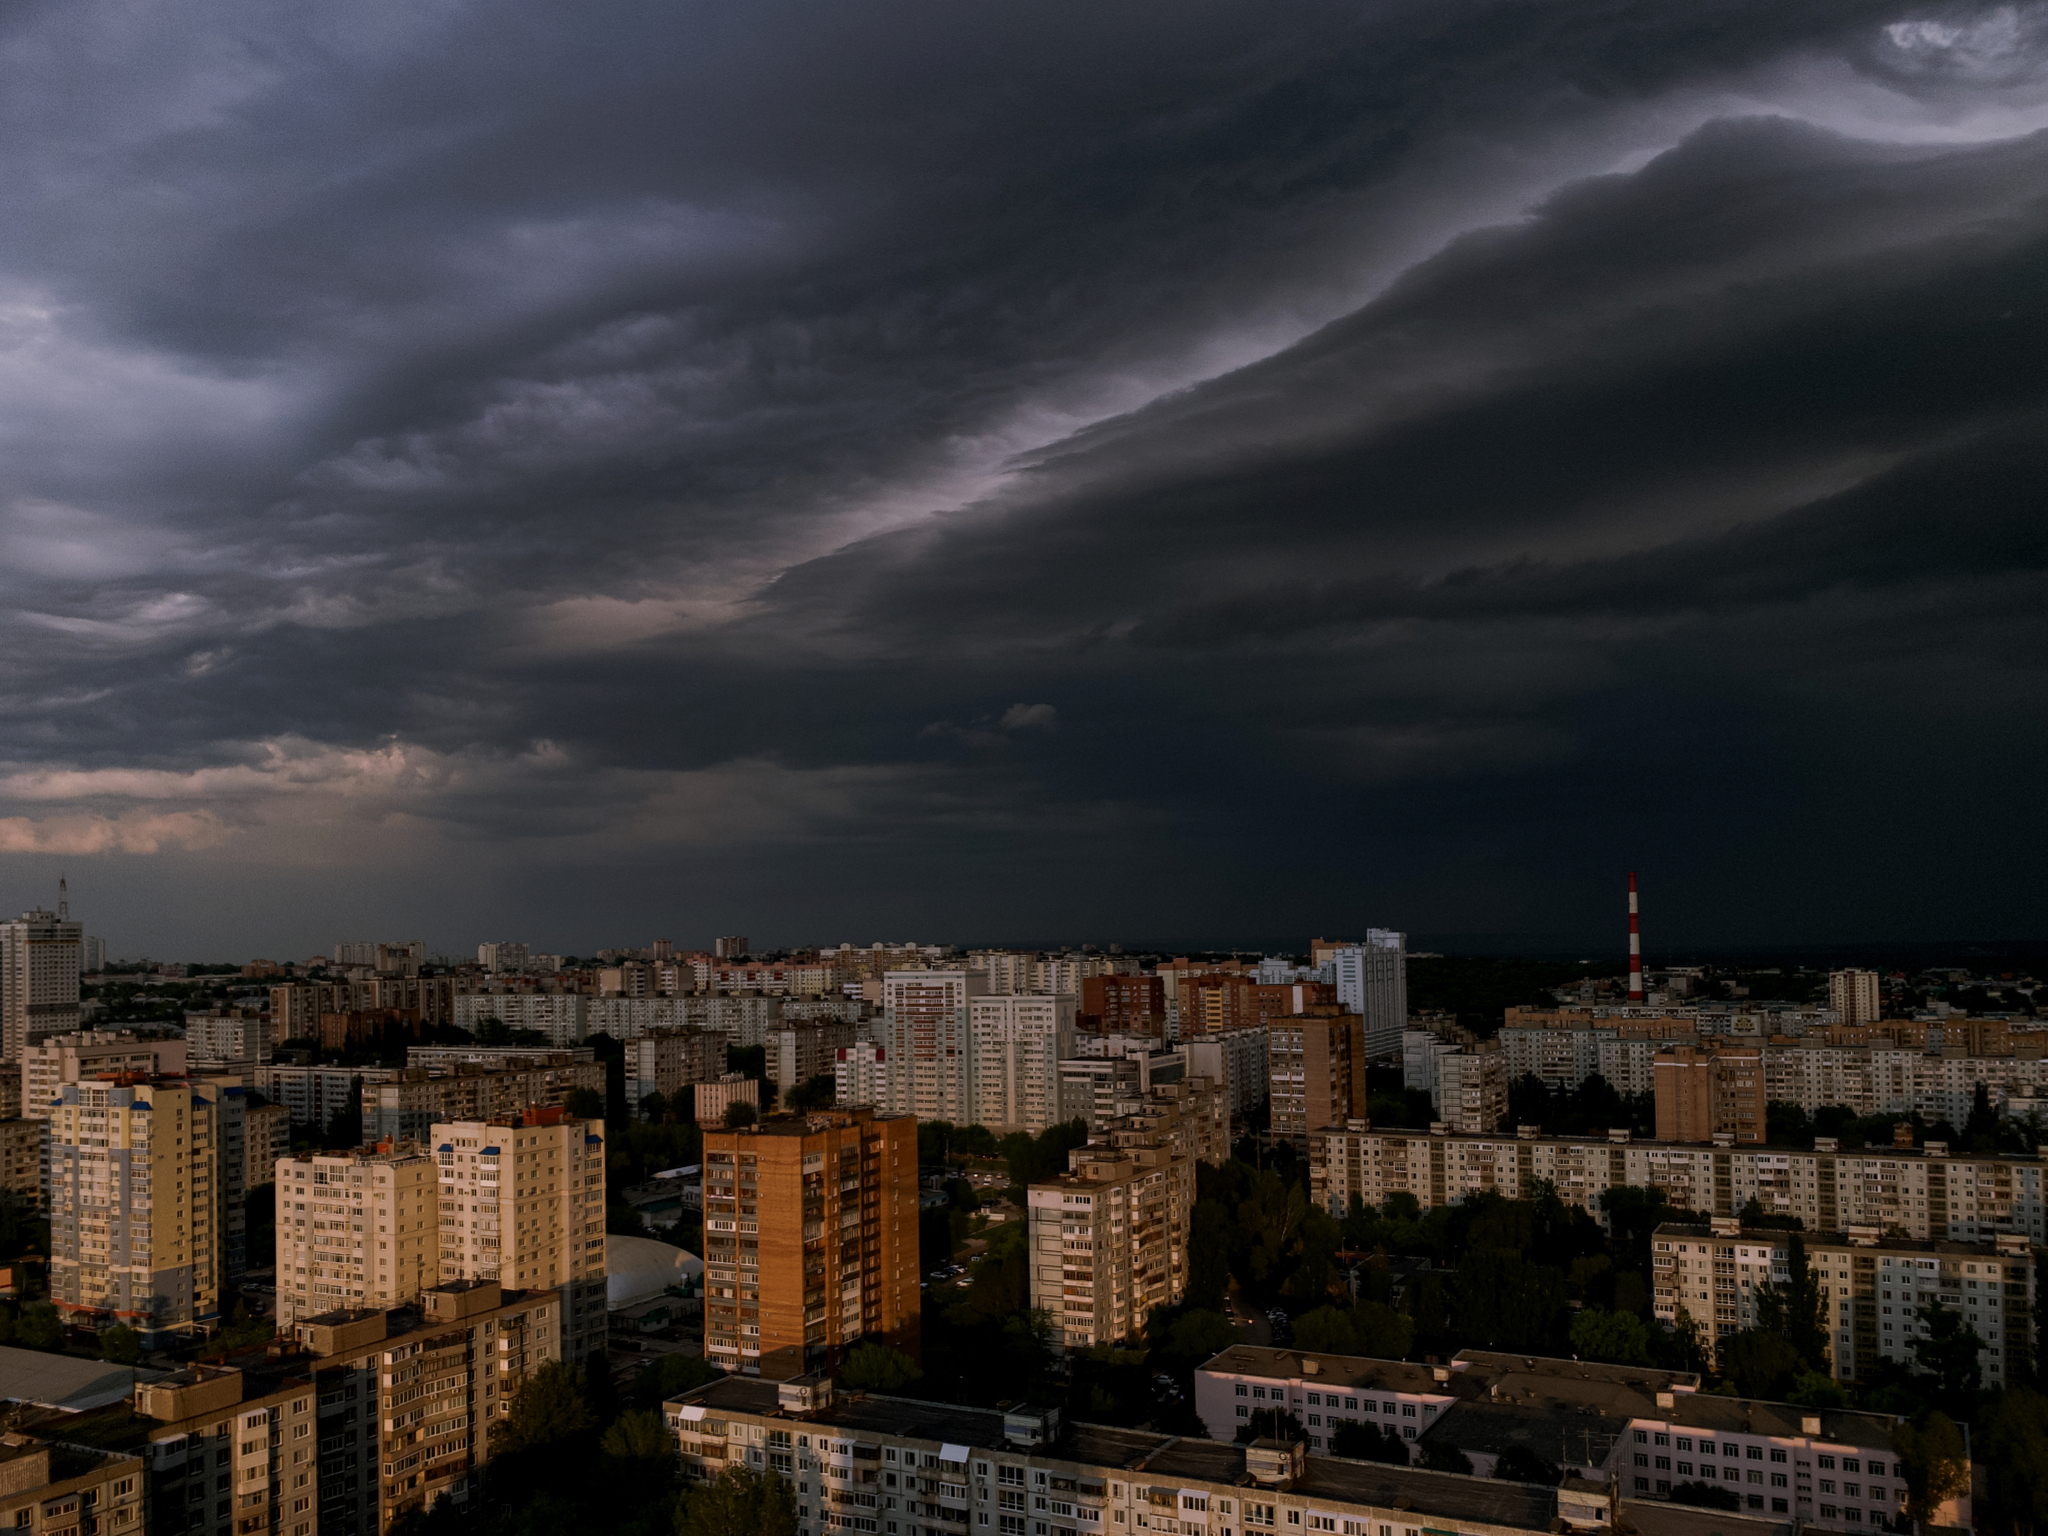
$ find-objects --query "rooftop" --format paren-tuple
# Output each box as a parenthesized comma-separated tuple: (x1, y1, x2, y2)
(1198, 1345, 1701, 1406)
(1639, 1396, 1901, 1451)
(0, 1347, 169, 1412)
(1615, 1498, 1793, 1536)
(672, 1378, 1560, 1532)
(1654, 1223, 2025, 1256)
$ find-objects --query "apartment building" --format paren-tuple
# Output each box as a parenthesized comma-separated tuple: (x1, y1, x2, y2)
(1500, 1009, 1701, 1095)
(1328, 931, 1407, 1059)
(274, 1144, 441, 1327)
(0, 1436, 145, 1536)
(1654, 1045, 1764, 1144)
(182, 1007, 273, 1070)
(22, 1030, 188, 1118)
(879, 970, 987, 1124)
(1183, 1024, 1271, 1124)
(1268, 1010, 1366, 1145)
(1654, 1218, 2032, 1385)
(969, 993, 1077, 1134)
(432, 1107, 608, 1363)
(1193, 1344, 1699, 1455)
(700, 1107, 920, 1375)
(247, 1102, 291, 1189)
(1079, 973, 1166, 1036)
(1623, 1394, 1967, 1529)
(1101, 1077, 1230, 1167)
(47, 1076, 224, 1342)
(696, 1073, 760, 1124)
(1309, 1122, 2048, 1244)
(358, 1059, 605, 1143)
(127, 1363, 320, 1536)
(0, 907, 83, 1061)
(1402, 1034, 1507, 1135)
(1829, 970, 1883, 1028)
(832, 1041, 889, 1109)
(1029, 1141, 1192, 1352)
(407, 1043, 598, 1071)
(664, 1376, 1588, 1536)
(625, 1026, 725, 1109)
(450, 992, 591, 1044)
(257, 1066, 400, 1130)
(769, 1020, 858, 1096)
(0, 1116, 41, 1206)
(289, 1279, 564, 1535)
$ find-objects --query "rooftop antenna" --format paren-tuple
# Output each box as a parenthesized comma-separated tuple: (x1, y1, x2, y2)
(1627, 871, 1643, 1004)
(57, 874, 68, 921)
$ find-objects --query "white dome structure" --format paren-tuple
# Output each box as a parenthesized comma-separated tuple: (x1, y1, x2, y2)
(607, 1235, 703, 1309)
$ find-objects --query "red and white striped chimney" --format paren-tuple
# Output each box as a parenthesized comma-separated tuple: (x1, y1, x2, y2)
(1627, 869, 1644, 1003)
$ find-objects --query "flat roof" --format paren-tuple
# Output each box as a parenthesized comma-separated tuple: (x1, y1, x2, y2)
(1198, 1345, 1700, 1402)
(1640, 1396, 1899, 1450)
(1616, 1498, 1794, 1536)
(0, 1347, 169, 1412)
(1654, 1223, 2022, 1256)
(672, 1379, 1558, 1531)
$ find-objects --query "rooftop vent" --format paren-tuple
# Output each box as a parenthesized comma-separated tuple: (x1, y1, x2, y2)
(1004, 1405, 1061, 1448)
(1245, 1438, 1304, 1488)
(777, 1374, 833, 1415)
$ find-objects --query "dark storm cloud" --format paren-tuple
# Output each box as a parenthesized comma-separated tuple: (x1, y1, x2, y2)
(0, 0, 2041, 951)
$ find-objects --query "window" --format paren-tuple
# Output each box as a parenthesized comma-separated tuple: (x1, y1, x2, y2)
(1748, 1447, 1763, 1461)
(1655, 1435, 1670, 1447)
(1655, 1458, 1671, 1472)
(1771, 1450, 1787, 1464)
(1235, 1386, 1248, 1398)
(1237, 1407, 1250, 1419)
(1819, 1457, 1837, 1470)
(1844, 1459, 1861, 1474)
(1307, 1394, 1321, 1406)
(1634, 1431, 1648, 1445)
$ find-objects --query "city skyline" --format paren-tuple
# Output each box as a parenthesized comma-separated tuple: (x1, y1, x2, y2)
(0, 3, 2041, 953)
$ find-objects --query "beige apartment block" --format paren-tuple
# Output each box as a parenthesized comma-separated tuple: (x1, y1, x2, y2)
(0, 1117, 42, 1208)
(0, 1435, 145, 1536)
(879, 969, 988, 1123)
(1029, 1141, 1191, 1352)
(0, 908, 82, 1062)
(47, 1076, 223, 1341)
(275, 1145, 440, 1326)
(1654, 1217, 2032, 1387)
(131, 1365, 320, 1536)
(1310, 1122, 2048, 1247)
(969, 992, 1076, 1134)
(22, 1030, 187, 1120)
(432, 1107, 608, 1363)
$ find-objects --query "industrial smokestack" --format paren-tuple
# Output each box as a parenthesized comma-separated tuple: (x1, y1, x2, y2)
(1627, 870, 1643, 1003)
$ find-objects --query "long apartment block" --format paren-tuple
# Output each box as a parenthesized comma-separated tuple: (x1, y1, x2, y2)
(1654, 1219, 2032, 1387)
(1310, 1122, 2048, 1243)
(666, 1374, 1610, 1536)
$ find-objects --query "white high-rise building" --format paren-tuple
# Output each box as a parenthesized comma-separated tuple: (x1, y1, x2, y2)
(477, 941, 531, 973)
(833, 1039, 891, 1107)
(968, 993, 1076, 1134)
(1, 907, 84, 1062)
(879, 970, 987, 1123)
(1330, 929, 1407, 1060)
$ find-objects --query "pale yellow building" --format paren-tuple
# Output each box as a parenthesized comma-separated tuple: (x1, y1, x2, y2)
(274, 1145, 440, 1326)
(21, 1030, 187, 1120)
(47, 1076, 223, 1341)
(1029, 1141, 1190, 1352)
(432, 1106, 608, 1362)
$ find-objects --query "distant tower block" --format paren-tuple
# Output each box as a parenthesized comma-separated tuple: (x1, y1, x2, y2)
(1627, 870, 1644, 1003)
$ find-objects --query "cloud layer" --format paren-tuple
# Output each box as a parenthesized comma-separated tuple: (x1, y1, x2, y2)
(0, 0, 2043, 954)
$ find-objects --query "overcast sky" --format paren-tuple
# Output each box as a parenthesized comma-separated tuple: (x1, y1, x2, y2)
(0, 0, 2043, 960)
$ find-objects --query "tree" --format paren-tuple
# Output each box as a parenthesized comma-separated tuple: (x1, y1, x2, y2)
(1716, 1328, 1802, 1402)
(1668, 1481, 1741, 1510)
(1981, 1388, 2048, 1536)
(15, 1303, 62, 1351)
(1292, 1301, 1413, 1360)
(1785, 1370, 1849, 1409)
(1965, 1081, 2001, 1152)
(640, 1091, 667, 1121)
(1234, 1409, 1304, 1444)
(626, 1350, 720, 1411)
(1570, 1308, 1653, 1366)
(99, 1323, 141, 1363)
(722, 1101, 758, 1129)
(680, 1464, 799, 1536)
(491, 1360, 596, 1459)
(1909, 1301, 1984, 1410)
(838, 1342, 924, 1391)
(565, 1087, 606, 1121)
(1492, 1445, 1561, 1485)
(787, 1074, 836, 1112)
(1330, 1420, 1408, 1464)
(1894, 1411, 1970, 1526)
(1417, 1442, 1473, 1474)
